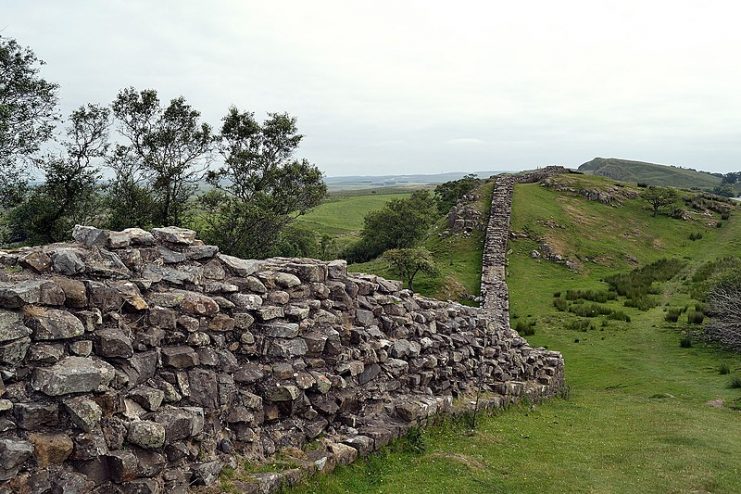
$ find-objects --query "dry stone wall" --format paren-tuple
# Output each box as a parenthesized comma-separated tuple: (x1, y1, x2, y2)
(0, 225, 563, 493)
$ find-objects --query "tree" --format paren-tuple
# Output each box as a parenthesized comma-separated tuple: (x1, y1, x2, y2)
(704, 270, 741, 350)
(6, 104, 109, 243)
(111, 87, 214, 226)
(0, 36, 58, 206)
(201, 108, 326, 258)
(640, 186, 678, 217)
(383, 247, 438, 291)
(344, 190, 437, 263)
(103, 145, 157, 230)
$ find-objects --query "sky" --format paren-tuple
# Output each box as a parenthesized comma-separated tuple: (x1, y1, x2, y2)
(3, 0, 741, 176)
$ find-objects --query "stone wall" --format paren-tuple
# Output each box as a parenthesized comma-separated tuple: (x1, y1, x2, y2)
(0, 226, 564, 493)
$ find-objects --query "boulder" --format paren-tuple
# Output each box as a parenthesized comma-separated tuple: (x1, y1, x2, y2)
(32, 357, 116, 396)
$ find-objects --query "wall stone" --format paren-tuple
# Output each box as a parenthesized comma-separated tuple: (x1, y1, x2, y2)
(0, 223, 563, 493)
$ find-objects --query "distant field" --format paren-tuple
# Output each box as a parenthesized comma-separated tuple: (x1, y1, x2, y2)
(294, 189, 413, 251)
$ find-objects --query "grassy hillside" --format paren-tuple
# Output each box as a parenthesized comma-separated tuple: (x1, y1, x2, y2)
(293, 188, 413, 252)
(579, 157, 738, 194)
(289, 173, 741, 494)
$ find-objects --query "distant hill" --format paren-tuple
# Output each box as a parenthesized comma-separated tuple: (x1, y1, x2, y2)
(324, 170, 506, 191)
(578, 157, 737, 193)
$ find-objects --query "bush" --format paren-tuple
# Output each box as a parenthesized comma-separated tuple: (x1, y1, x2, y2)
(553, 298, 568, 312)
(719, 363, 730, 375)
(665, 308, 681, 323)
(716, 221, 723, 228)
(687, 309, 704, 325)
(689, 232, 703, 241)
(553, 291, 561, 298)
(680, 336, 693, 348)
(568, 303, 614, 318)
(624, 295, 659, 311)
(721, 212, 730, 220)
(566, 319, 594, 332)
(515, 320, 536, 336)
(605, 258, 686, 301)
(607, 311, 631, 322)
(565, 289, 616, 303)
(729, 376, 741, 389)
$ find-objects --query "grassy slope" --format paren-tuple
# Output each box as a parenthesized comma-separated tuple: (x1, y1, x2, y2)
(350, 180, 493, 303)
(290, 175, 741, 494)
(293, 189, 412, 251)
(579, 157, 738, 193)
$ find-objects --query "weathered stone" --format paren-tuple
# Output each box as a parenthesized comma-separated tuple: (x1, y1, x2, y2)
(264, 384, 301, 402)
(233, 364, 264, 383)
(122, 227, 156, 246)
(191, 460, 223, 486)
(161, 346, 199, 368)
(153, 406, 204, 443)
(20, 251, 52, 273)
(256, 305, 284, 321)
(217, 254, 262, 277)
(185, 244, 219, 260)
(51, 248, 86, 275)
(187, 368, 218, 408)
(69, 339, 93, 356)
(27, 343, 64, 364)
(119, 351, 159, 386)
(72, 225, 108, 246)
(0, 336, 30, 365)
(275, 272, 301, 288)
(202, 260, 226, 280)
(85, 249, 131, 278)
(259, 321, 299, 338)
(129, 386, 165, 412)
(229, 293, 263, 309)
(0, 438, 34, 480)
(32, 356, 116, 396)
(26, 307, 85, 340)
(113, 281, 149, 310)
(87, 280, 125, 312)
(158, 246, 186, 264)
(0, 280, 46, 308)
(267, 338, 308, 357)
(64, 396, 103, 432)
(28, 432, 73, 466)
(234, 312, 255, 330)
(0, 310, 31, 342)
(127, 420, 166, 449)
(53, 277, 87, 307)
(179, 291, 219, 316)
(152, 226, 197, 245)
(95, 328, 134, 358)
(14, 402, 59, 430)
(107, 449, 139, 482)
(148, 306, 176, 329)
(208, 313, 235, 332)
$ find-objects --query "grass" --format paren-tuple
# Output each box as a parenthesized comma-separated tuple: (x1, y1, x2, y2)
(289, 173, 741, 494)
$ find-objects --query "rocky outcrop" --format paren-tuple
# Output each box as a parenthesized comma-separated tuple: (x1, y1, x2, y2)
(0, 226, 563, 493)
(444, 193, 484, 236)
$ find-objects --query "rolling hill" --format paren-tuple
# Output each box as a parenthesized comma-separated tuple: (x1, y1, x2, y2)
(578, 157, 738, 194)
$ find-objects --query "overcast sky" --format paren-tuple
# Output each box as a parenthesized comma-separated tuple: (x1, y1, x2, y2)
(3, 0, 741, 175)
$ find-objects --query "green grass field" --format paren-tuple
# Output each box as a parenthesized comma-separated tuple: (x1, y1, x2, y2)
(293, 189, 412, 252)
(289, 175, 741, 494)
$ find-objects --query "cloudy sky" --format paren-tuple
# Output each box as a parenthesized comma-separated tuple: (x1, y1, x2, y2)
(4, 0, 741, 175)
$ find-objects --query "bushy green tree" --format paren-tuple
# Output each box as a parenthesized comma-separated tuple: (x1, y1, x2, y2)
(6, 104, 109, 243)
(200, 108, 326, 258)
(640, 186, 678, 217)
(383, 247, 438, 291)
(0, 36, 58, 206)
(111, 87, 214, 226)
(344, 190, 437, 263)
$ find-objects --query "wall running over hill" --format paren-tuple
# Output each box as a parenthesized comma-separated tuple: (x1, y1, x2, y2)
(0, 225, 564, 493)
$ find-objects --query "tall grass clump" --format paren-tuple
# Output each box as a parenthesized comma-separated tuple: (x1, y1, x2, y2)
(665, 308, 682, 323)
(565, 289, 616, 303)
(566, 319, 594, 332)
(687, 309, 704, 325)
(605, 258, 686, 310)
(568, 303, 614, 318)
(553, 298, 568, 311)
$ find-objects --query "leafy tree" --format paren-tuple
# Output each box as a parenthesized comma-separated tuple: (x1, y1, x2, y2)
(434, 174, 480, 214)
(344, 190, 437, 263)
(201, 108, 326, 258)
(6, 104, 109, 243)
(111, 87, 214, 226)
(640, 186, 678, 217)
(383, 247, 438, 291)
(103, 145, 157, 230)
(0, 36, 58, 206)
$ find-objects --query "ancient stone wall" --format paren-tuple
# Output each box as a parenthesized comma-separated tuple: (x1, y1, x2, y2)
(0, 226, 563, 493)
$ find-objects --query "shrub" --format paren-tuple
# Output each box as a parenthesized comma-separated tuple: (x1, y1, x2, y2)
(689, 232, 703, 241)
(514, 320, 536, 336)
(402, 426, 427, 454)
(566, 319, 594, 332)
(553, 298, 568, 311)
(687, 309, 704, 325)
(729, 376, 741, 389)
(553, 291, 561, 298)
(568, 303, 614, 318)
(718, 363, 730, 375)
(680, 336, 693, 348)
(665, 308, 681, 323)
(605, 258, 686, 300)
(607, 311, 631, 322)
(624, 295, 659, 311)
(716, 222, 723, 228)
(721, 212, 730, 220)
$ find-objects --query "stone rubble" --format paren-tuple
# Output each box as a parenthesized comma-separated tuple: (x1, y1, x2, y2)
(0, 221, 563, 493)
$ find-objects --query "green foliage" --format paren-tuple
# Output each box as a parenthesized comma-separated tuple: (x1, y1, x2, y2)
(433, 174, 480, 214)
(728, 376, 741, 389)
(514, 319, 536, 336)
(553, 298, 568, 311)
(0, 35, 59, 207)
(689, 232, 703, 241)
(5, 104, 109, 243)
(686, 309, 704, 325)
(567, 302, 613, 318)
(640, 186, 679, 217)
(605, 258, 686, 300)
(199, 108, 326, 259)
(566, 319, 595, 331)
(665, 308, 682, 323)
(564, 289, 616, 303)
(679, 335, 693, 348)
(111, 87, 215, 227)
(382, 247, 438, 291)
(344, 190, 437, 263)
(718, 363, 730, 375)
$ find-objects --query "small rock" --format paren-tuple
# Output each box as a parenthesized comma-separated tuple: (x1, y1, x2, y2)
(127, 420, 166, 449)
